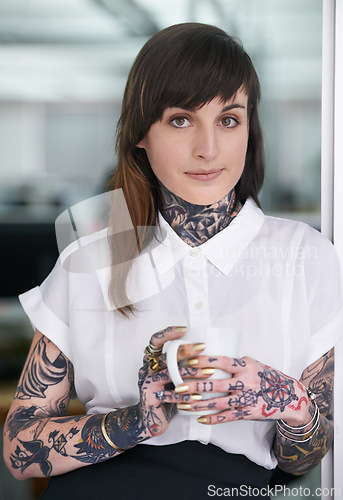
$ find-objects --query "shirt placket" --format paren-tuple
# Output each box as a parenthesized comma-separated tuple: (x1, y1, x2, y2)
(183, 247, 213, 443)
(183, 247, 211, 327)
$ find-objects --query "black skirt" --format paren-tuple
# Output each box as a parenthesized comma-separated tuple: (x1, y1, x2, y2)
(41, 441, 274, 500)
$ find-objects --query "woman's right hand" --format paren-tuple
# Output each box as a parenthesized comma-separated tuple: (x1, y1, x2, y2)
(137, 326, 207, 438)
(137, 326, 186, 438)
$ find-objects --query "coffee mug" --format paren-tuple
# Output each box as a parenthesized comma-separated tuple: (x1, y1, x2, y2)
(166, 327, 241, 416)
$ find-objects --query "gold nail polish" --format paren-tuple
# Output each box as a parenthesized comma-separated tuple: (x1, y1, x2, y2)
(191, 394, 203, 401)
(177, 403, 192, 410)
(186, 358, 199, 366)
(197, 417, 207, 424)
(193, 343, 206, 351)
(175, 384, 189, 393)
(175, 327, 187, 333)
(201, 368, 216, 375)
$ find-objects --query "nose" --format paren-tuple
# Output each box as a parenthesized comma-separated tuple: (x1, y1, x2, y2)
(192, 126, 218, 162)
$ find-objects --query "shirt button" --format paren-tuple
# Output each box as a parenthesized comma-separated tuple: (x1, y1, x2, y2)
(190, 248, 200, 257)
(194, 301, 203, 310)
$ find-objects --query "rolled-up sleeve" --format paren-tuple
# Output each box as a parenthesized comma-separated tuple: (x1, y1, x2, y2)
(305, 235, 343, 367)
(19, 256, 72, 361)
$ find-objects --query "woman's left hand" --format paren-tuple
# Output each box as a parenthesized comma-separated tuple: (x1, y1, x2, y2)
(168, 356, 312, 426)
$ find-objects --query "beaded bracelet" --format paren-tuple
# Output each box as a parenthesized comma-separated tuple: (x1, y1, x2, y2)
(276, 390, 321, 443)
(101, 412, 126, 452)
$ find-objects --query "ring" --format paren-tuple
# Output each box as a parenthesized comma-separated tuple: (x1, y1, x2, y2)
(146, 342, 163, 356)
(144, 345, 162, 372)
(156, 390, 164, 401)
(148, 356, 160, 371)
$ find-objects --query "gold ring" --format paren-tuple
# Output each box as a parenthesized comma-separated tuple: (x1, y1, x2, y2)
(148, 356, 160, 371)
(144, 346, 162, 372)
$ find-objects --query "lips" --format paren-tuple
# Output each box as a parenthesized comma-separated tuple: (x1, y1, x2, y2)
(184, 169, 223, 181)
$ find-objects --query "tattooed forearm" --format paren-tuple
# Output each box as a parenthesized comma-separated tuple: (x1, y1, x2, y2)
(13, 335, 74, 419)
(7, 406, 41, 440)
(273, 349, 334, 474)
(9, 419, 80, 477)
(4, 330, 133, 480)
(300, 349, 334, 417)
(15, 337, 68, 401)
(5, 404, 151, 479)
(73, 405, 150, 463)
(274, 413, 334, 475)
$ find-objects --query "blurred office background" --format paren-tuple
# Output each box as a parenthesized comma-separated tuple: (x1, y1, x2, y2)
(0, 0, 322, 498)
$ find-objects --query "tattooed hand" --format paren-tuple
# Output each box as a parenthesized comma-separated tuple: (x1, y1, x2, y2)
(137, 326, 214, 437)
(163, 355, 312, 426)
(136, 326, 182, 438)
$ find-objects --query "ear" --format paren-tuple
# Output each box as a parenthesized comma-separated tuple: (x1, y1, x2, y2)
(136, 139, 145, 149)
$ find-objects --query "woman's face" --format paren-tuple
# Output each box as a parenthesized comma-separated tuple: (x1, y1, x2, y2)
(137, 89, 249, 205)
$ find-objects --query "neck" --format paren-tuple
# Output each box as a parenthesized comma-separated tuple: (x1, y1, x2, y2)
(160, 184, 241, 246)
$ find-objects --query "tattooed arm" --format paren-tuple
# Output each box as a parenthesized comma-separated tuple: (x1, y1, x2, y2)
(164, 350, 335, 475)
(3, 327, 189, 480)
(273, 348, 334, 475)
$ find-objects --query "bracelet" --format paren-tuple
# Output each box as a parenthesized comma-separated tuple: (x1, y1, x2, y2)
(277, 405, 320, 437)
(101, 412, 126, 452)
(276, 390, 321, 443)
(279, 390, 317, 431)
(276, 409, 320, 442)
(276, 423, 320, 443)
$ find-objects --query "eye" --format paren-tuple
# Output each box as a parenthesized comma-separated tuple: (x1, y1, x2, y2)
(220, 116, 238, 128)
(170, 116, 190, 128)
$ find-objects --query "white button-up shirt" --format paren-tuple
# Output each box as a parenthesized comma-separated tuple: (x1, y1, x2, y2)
(19, 199, 343, 470)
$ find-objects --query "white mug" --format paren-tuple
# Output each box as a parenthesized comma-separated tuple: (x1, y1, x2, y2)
(166, 327, 241, 416)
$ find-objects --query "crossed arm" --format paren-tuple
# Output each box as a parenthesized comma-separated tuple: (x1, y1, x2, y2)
(3, 330, 169, 479)
(273, 348, 334, 474)
(3, 327, 335, 479)
(3, 326, 197, 479)
(168, 349, 334, 475)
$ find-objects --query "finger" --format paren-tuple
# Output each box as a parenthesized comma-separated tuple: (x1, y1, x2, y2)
(181, 355, 231, 371)
(196, 408, 253, 425)
(182, 355, 249, 373)
(177, 342, 206, 361)
(155, 390, 203, 404)
(172, 394, 254, 417)
(178, 366, 220, 380)
(150, 326, 187, 350)
(174, 377, 231, 395)
(176, 394, 253, 412)
(149, 365, 216, 396)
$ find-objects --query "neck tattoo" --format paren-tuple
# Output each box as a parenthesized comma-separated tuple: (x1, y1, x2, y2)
(160, 184, 242, 247)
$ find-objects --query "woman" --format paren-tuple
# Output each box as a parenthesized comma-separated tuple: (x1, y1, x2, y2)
(3, 23, 342, 499)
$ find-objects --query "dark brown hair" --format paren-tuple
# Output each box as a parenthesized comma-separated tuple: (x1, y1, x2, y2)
(108, 22, 265, 316)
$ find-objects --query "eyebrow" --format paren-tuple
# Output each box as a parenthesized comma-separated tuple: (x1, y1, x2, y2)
(221, 104, 246, 112)
(168, 103, 246, 113)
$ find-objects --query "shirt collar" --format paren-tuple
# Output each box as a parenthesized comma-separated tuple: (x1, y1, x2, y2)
(151, 198, 265, 275)
(150, 215, 190, 273)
